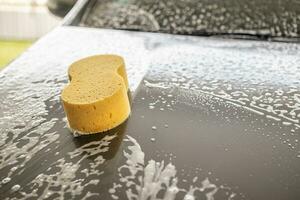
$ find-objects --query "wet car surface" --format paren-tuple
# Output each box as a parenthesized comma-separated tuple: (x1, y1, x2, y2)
(0, 26, 299, 199)
(81, 0, 300, 41)
(1, 0, 300, 199)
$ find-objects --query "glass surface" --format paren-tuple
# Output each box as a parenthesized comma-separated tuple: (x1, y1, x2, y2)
(80, 0, 300, 41)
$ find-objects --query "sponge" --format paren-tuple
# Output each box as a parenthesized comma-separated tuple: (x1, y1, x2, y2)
(61, 55, 130, 135)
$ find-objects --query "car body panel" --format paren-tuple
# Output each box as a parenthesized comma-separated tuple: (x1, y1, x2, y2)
(0, 26, 300, 199)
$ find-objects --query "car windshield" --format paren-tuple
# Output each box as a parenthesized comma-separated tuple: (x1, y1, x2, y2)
(79, 0, 300, 41)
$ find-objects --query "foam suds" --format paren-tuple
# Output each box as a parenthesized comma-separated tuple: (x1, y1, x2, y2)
(65, 119, 93, 137)
(82, 0, 300, 40)
(146, 43, 300, 128)
(0, 27, 149, 199)
(1, 26, 300, 198)
(11, 185, 21, 192)
(143, 44, 300, 153)
(14, 134, 117, 200)
(2, 177, 11, 184)
(110, 136, 237, 200)
(0, 119, 59, 182)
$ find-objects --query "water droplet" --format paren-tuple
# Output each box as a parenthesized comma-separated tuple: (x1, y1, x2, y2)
(152, 126, 157, 130)
(160, 108, 164, 111)
(2, 177, 11, 184)
(151, 138, 156, 142)
(164, 124, 168, 128)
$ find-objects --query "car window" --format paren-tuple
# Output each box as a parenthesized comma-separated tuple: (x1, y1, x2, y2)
(79, 0, 300, 41)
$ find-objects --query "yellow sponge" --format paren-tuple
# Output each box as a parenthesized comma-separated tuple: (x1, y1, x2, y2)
(61, 55, 130, 135)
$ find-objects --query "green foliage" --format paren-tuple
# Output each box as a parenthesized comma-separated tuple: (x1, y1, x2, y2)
(0, 40, 32, 69)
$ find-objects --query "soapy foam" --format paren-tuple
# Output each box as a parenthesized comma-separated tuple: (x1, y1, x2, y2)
(0, 27, 149, 198)
(110, 136, 237, 200)
(1, 26, 300, 198)
(143, 44, 300, 157)
(12, 134, 117, 200)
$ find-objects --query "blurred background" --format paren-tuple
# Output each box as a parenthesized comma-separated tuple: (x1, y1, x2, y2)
(0, 0, 61, 68)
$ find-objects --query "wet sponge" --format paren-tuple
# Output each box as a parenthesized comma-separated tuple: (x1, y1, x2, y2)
(61, 55, 130, 135)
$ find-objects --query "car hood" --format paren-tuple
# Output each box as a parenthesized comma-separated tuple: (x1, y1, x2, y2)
(0, 26, 300, 199)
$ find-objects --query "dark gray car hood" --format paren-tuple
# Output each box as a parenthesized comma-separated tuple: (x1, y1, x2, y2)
(0, 26, 300, 200)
